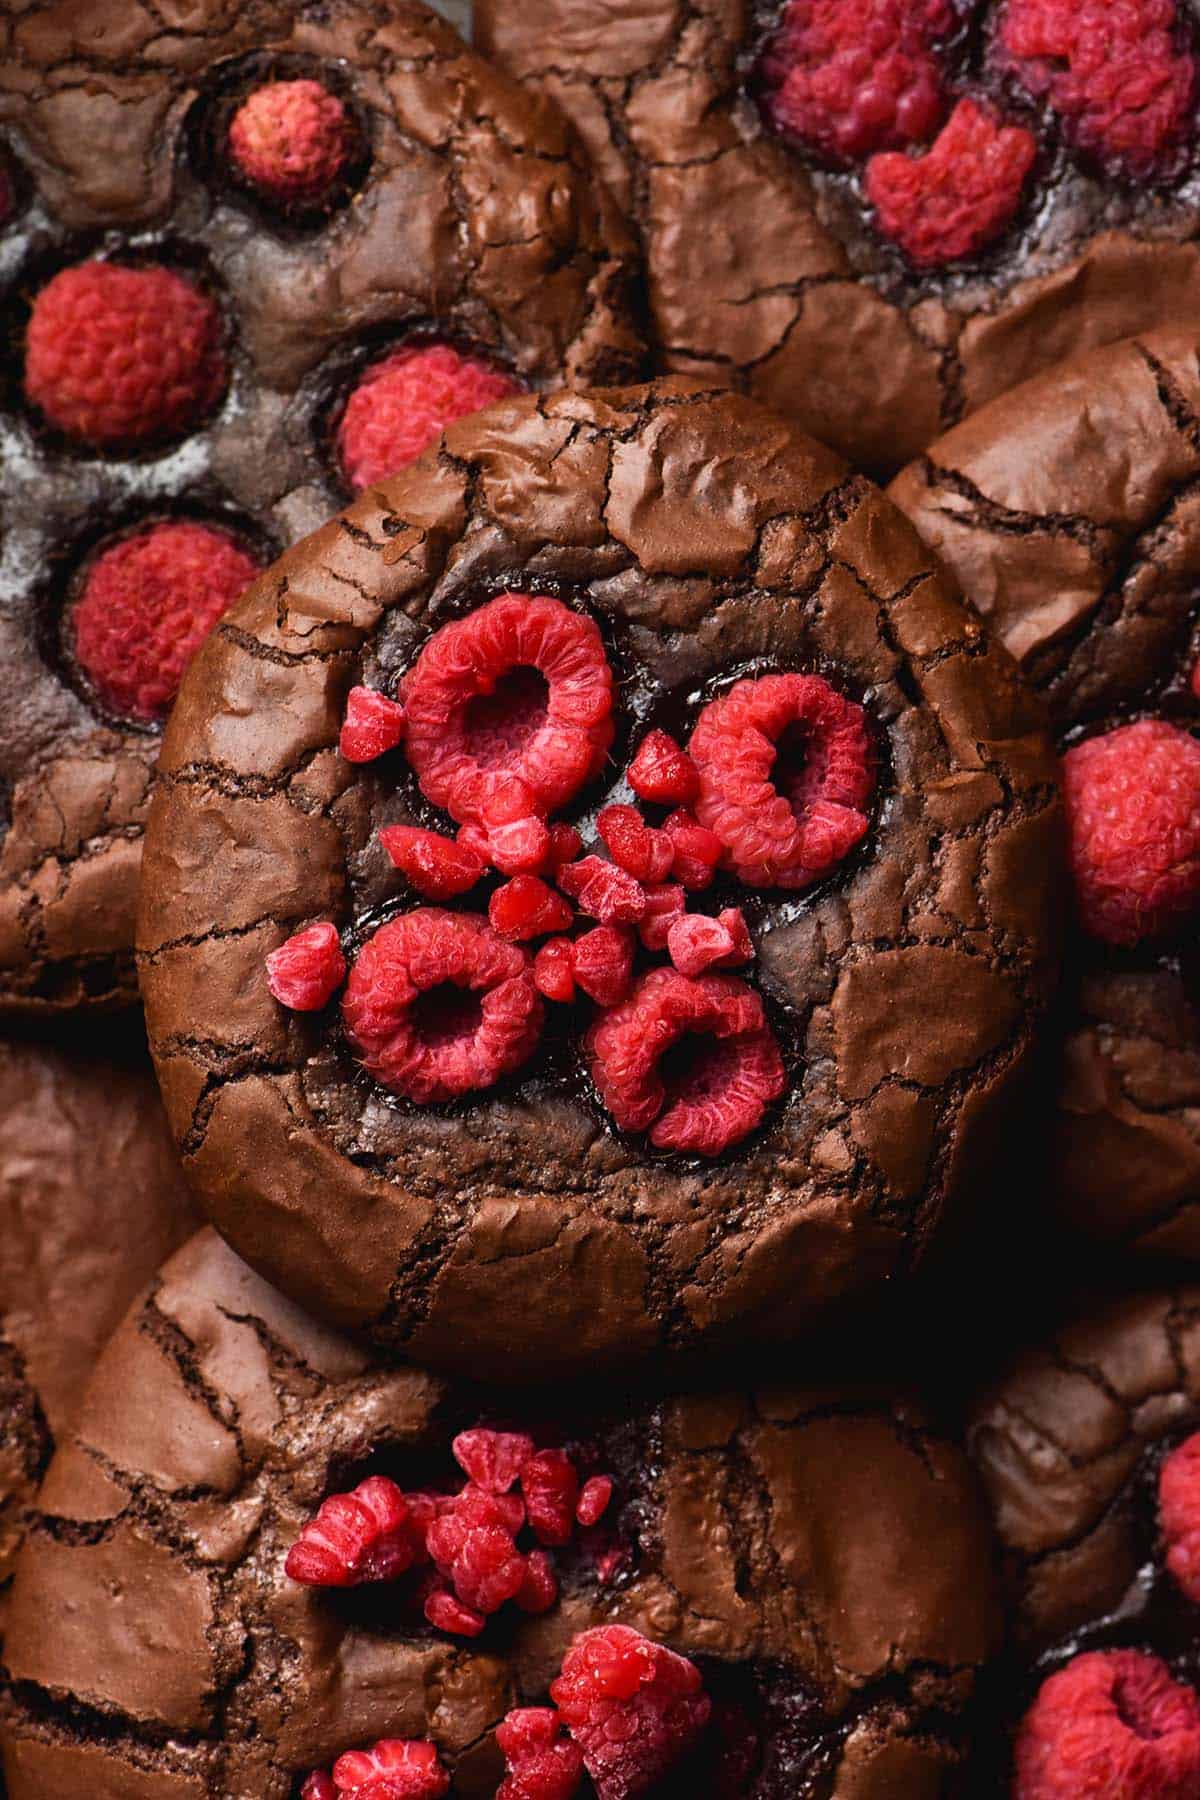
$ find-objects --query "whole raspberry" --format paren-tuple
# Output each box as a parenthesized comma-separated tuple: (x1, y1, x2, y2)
(997, 0, 1198, 181)
(1062, 719, 1200, 946)
(1014, 1650, 1200, 1798)
(285, 1476, 425, 1587)
(489, 876, 575, 941)
(26, 261, 227, 448)
(497, 1709, 585, 1800)
(340, 686, 407, 763)
(403, 594, 614, 828)
(627, 729, 700, 807)
(228, 78, 355, 206)
(266, 922, 347, 1012)
(332, 1738, 450, 1799)
(557, 858, 648, 926)
(585, 966, 785, 1156)
(597, 806, 674, 884)
(571, 925, 636, 1007)
(688, 672, 874, 888)
(453, 1428, 535, 1494)
(757, 0, 955, 165)
(551, 1625, 711, 1800)
(1160, 1432, 1200, 1606)
(342, 909, 543, 1103)
(337, 344, 521, 492)
(379, 825, 486, 900)
(69, 520, 260, 723)
(866, 96, 1037, 267)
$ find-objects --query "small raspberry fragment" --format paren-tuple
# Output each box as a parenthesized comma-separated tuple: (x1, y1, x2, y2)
(557, 857, 647, 925)
(586, 967, 785, 1156)
(997, 0, 1198, 181)
(340, 686, 407, 763)
(545, 823, 584, 874)
(597, 805, 674, 884)
(662, 810, 723, 891)
(266, 922, 347, 1012)
(337, 344, 521, 492)
(424, 1585, 486, 1638)
(516, 1548, 559, 1615)
(453, 1428, 535, 1494)
(228, 78, 355, 205)
(426, 1483, 531, 1619)
(577, 1476, 613, 1528)
(489, 876, 575, 941)
(26, 261, 227, 448)
(866, 97, 1037, 267)
(534, 937, 577, 1003)
(285, 1476, 424, 1586)
(332, 1738, 450, 1798)
(1014, 1649, 1200, 1799)
(342, 909, 543, 1103)
(572, 925, 637, 1007)
(497, 1708, 585, 1800)
(638, 883, 686, 952)
(70, 520, 260, 723)
(667, 910, 753, 978)
(1160, 1432, 1200, 1606)
(380, 825, 486, 900)
(521, 1450, 581, 1547)
(551, 1625, 712, 1800)
(403, 594, 615, 827)
(302, 1774, 337, 1800)
(1062, 719, 1200, 946)
(689, 672, 874, 888)
(627, 729, 700, 807)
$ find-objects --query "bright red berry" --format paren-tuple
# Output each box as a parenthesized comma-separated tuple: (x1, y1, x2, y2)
(332, 1738, 450, 1798)
(521, 1450, 581, 1547)
(340, 686, 407, 762)
(285, 1476, 425, 1587)
(545, 822, 584, 874)
(577, 1476, 614, 1529)
(302, 1774, 337, 1800)
(424, 1585, 486, 1638)
(266, 921, 347, 1011)
(1160, 1431, 1200, 1606)
(637, 883, 686, 951)
(571, 924, 637, 1007)
(1014, 1649, 1200, 1798)
(627, 730, 700, 807)
(228, 78, 355, 205)
(557, 857, 647, 925)
(489, 876, 575, 941)
(667, 909, 754, 978)
(597, 806, 674, 883)
(516, 1547, 559, 1615)
(497, 1708, 585, 1800)
(866, 97, 1037, 267)
(337, 343, 521, 492)
(453, 1428, 535, 1493)
(379, 825, 486, 900)
(551, 1626, 711, 1800)
(426, 1484, 530, 1619)
(534, 937, 578, 1003)
(662, 811, 722, 891)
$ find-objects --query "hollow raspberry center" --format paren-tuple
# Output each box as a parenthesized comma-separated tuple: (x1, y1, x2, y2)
(462, 666, 551, 769)
(410, 984, 485, 1051)
(1113, 1669, 1171, 1742)
(659, 1031, 740, 1109)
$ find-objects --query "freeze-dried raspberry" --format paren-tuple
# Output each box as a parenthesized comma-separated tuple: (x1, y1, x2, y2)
(342, 909, 543, 1103)
(69, 521, 260, 723)
(585, 967, 785, 1155)
(997, 0, 1197, 181)
(577, 1476, 613, 1529)
(597, 806, 674, 884)
(627, 730, 700, 807)
(228, 78, 355, 205)
(572, 925, 637, 1007)
(332, 1738, 450, 1798)
(1062, 720, 1200, 946)
(551, 1625, 711, 1800)
(337, 344, 521, 492)
(1160, 1432, 1200, 1606)
(489, 877, 575, 940)
(303, 1774, 337, 1800)
(866, 97, 1037, 268)
(757, 0, 955, 165)
(426, 1483, 530, 1619)
(403, 595, 615, 828)
(380, 826, 486, 900)
(1014, 1649, 1200, 1799)
(534, 937, 577, 1003)
(667, 910, 753, 978)
(25, 261, 227, 448)
(638, 883, 686, 952)
(662, 810, 723, 891)
(340, 686, 407, 763)
(557, 857, 648, 925)
(286, 1476, 424, 1587)
(453, 1428, 535, 1494)
(521, 1450, 581, 1547)
(689, 673, 873, 888)
(497, 1708, 585, 1800)
(516, 1548, 559, 1614)
(545, 823, 584, 874)
(266, 922, 347, 1012)
(424, 1585, 486, 1638)
(489, 816, 553, 877)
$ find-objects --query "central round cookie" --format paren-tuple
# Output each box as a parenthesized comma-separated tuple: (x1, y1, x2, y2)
(137, 383, 1060, 1376)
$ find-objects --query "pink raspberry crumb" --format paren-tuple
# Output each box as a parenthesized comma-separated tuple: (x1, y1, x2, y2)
(497, 1708, 585, 1800)
(340, 686, 407, 762)
(228, 78, 355, 205)
(866, 97, 1037, 267)
(534, 936, 578, 1004)
(266, 921, 346, 1012)
(332, 1738, 450, 1798)
(285, 1476, 425, 1587)
(1014, 1649, 1200, 1799)
(551, 1625, 711, 1800)
(337, 344, 521, 492)
(380, 825, 486, 900)
(627, 729, 700, 807)
(571, 925, 636, 1007)
(1160, 1431, 1200, 1606)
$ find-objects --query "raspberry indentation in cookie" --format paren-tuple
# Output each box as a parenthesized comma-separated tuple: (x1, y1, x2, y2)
(866, 97, 1037, 267)
(331, 1738, 450, 1798)
(286, 1475, 426, 1586)
(1159, 1432, 1200, 1605)
(586, 966, 785, 1156)
(1062, 719, 1200, 946)
(551, 1625, 712, 1800)
(497, 1708, 585, 1800)
(69, 520, 261, 723)
(403, 594, 615, 828)
(688, 672, 874, 889)
(25, 261, 227, 449)
(1013, 1649, 1200, 1798)
(228, 78, 355, 205)
(757, 0, 955, 164)
(996, 0, 1198, 181)
(337, 344, 521, 492)
(340, 685, 407, 763)
(266, 922, 347, 1012)
(342, 909, 543, 1103)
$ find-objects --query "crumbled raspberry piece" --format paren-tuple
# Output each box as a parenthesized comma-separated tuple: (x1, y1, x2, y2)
(286, 1476, 424, 1587)
(303, 1774, 337, 1800)
(424, 1585, 486, 1638)
(25, 261, 227, 448)
(865, 97, 1037, 268)
(337, 344, 521, 492)
(332, 1738, 450, 1798)
(627, 730, 700, 807)
(516, 1548, 560, 1614)
(597, 805, 674, 884)
(577, 1476, 613, 1529)
(585, 967, 785, 1156)
(667, 910, 754, 978)
(380, 825, 486, 900)
(340, 686, 407, 763)
(266, 922, 347, 1012)
(453, 1428, 535, 1494)
(534, 937, 578, 1003)
(1014, 1649, 1200, 1799)
(688, 673, 874, 888)
(1160, 1432, 1200, 1606)
(497, 1708, 585, 1800)
(558, 857, 648, 925)
(662, 811, 722, 891)
(489, 876, 575, 941)
(403, 594, 615, 828)
(997, 0, 1197, 181)
(228, 78, 355, 205)
(1063, 720, 1200, 946)
(489, 816, 554, 877)
(638, 883, 686, 952)
(521, 1450, 581, 1547)
(572, 925, 637, 1007)
(545, 823, 584, 873)
(551, 1625, 711, 1800)
(426, 1483, 530, 1619)
(342, 909, 543, 1103)
(69, 521, 260, 723)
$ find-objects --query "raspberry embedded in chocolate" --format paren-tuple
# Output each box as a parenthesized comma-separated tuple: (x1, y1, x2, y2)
(285, 1475, 425, 1587)
(266, 921, 347, 1012)
(337, 344, 522, 493)
(1062, 719, 1200, 946)
(497, 1708, 585, 1800)
(342, 909, 544, 1104)
(379, 825, 487, 901)
(332, 1738, 450, 1798)
(228, 77, 355, 206)
(25, 261, 227, 449)
(551, 1625, 712, 1800)
(489, 876, 575, 941)
(1160, 1431, 1200, 1606)
(340, 686, 407, 763)
(866, 96, 1038, 268)
(1013, 1649, 1200, 1798)
(627, 729, 700, 807)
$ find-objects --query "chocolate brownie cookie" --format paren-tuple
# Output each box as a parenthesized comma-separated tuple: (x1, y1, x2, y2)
(890, 327, 1200, 1261)
(476, 0, 1200, 478)
(0, 1226, 1000, 1797)
(0, 0, 642, 1018)
(135, 380, 1060, 1376)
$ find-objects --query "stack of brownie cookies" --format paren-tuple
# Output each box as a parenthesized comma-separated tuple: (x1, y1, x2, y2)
(2, 1, 1199, 1796)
